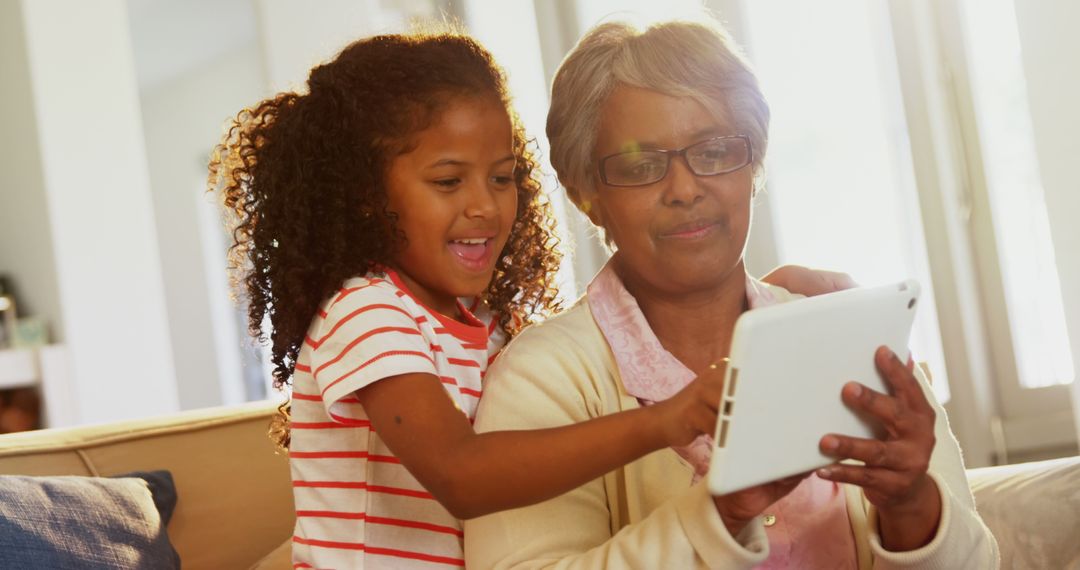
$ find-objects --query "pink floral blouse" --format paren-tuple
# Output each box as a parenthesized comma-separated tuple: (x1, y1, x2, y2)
(587, 262, 858, 568)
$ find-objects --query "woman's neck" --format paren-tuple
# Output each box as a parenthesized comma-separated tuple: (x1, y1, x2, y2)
(615, 261, 748, 374)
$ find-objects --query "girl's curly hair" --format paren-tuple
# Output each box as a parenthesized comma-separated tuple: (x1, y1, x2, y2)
(208, 31, 562, 449)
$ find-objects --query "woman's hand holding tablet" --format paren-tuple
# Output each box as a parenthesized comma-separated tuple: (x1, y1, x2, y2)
(817, 346, 942, 551)
(706, 280, 940, 544)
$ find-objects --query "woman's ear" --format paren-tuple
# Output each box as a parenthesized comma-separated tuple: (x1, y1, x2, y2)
(574, 191, 604, 227)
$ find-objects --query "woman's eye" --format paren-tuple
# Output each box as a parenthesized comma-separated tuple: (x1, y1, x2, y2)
(622, 160, 664, 178)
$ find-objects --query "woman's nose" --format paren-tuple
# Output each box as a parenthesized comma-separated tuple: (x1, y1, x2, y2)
(661, 157, 706, 206)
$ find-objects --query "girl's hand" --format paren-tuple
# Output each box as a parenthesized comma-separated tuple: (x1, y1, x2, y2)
(762, 265, 858, 297)
(647, 362, 726, 447)
(817, 346, 942, 551)
(713, 472, 811, 536)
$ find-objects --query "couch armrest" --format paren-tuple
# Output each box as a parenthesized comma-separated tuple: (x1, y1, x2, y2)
(968, 456, 1080, 569)
(0, 400, 295, 570)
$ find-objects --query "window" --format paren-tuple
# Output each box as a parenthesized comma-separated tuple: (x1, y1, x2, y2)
(575, 0, 709, 28)
(957, 0, 1074, 389)
(742, 0, 950, 401)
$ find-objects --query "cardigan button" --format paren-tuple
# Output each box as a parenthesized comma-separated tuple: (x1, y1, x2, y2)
(763, 514, 777, 527)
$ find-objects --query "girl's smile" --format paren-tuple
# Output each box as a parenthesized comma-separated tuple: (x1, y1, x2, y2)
(447, 235, 496, 271)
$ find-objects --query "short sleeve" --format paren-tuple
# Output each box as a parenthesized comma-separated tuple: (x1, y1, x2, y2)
(309, 281, 437, 415)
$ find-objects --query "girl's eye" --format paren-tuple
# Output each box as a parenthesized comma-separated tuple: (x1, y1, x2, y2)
(433, 178, 461, 190)
(491, 175, 514, 187)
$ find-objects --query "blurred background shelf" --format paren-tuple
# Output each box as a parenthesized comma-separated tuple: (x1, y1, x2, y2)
(0, 348, 38, 389)
(0, 345, 72, 429)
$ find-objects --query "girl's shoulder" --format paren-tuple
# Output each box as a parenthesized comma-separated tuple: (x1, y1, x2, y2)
(338, 271, 397, 293)
(319, 271, 410, 319)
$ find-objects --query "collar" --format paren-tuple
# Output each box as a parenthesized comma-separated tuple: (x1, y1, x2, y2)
(384, 268, 488, 346)
(586, 260, 783, 403)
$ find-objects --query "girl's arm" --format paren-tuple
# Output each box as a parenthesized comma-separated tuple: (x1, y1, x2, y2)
(354, 366, 724, 520)
(762, 265, 857, 296)
(464, 317, 770, 569)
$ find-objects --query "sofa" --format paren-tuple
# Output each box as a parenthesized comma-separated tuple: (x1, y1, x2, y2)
(0, 400, 294, 569)
(0, 399, 1077, 569)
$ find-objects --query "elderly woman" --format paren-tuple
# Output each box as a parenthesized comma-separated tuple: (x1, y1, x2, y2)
(464, 19, 998, 569)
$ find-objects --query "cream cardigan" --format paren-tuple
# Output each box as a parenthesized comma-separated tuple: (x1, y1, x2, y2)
(465, 295, 999, 569)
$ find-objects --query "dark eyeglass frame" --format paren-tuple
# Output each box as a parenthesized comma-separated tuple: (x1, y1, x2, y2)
(597, 135, 754, 187)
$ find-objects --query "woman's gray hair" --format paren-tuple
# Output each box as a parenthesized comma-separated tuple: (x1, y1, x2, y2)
(546, 19, 770, 207)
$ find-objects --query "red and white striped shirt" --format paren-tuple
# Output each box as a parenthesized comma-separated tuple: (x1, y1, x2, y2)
(290, 270, 505, 569)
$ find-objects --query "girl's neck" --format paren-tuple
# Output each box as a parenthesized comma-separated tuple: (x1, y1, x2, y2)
(389, 267, 462, 321)
(616, 261, 748, 374)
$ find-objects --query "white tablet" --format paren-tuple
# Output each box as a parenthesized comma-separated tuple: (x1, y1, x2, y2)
(707, 279, 921, 495)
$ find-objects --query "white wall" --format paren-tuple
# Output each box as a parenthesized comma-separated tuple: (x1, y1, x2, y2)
(134, 0, 445, 409)
(255, 0, 416, 93)
(18, 0, 178, 424)
(139, 41, 268, 409)
(463, 0, 584, 300)
(1012, 1, 1080, 440)
(0, 0, 64, 342)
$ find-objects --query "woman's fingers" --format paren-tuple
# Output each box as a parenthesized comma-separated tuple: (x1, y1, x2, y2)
(842, 353, 936, 436)
(819, 348, 939, 513)
(842, 381, 902, 429)
(820, 434, 899, 468)
(875, 346, 931, 413)
(816, 463, 909, 497)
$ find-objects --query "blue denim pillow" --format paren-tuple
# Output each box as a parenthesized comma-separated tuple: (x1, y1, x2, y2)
(0, 470, 180, 570)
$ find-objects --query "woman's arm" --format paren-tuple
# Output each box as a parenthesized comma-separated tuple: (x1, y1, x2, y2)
(355, 362, 725, 520)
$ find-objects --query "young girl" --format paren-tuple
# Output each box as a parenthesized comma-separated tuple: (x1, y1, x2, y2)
(210, 29, 849, 569)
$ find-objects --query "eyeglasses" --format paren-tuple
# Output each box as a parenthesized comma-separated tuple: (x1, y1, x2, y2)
(597, 135, 753, 187)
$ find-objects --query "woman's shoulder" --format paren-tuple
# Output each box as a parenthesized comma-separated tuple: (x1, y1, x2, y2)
(492, 299, 611, 372)
(478, 299, 618, 427)
(509, 299, 602, 346)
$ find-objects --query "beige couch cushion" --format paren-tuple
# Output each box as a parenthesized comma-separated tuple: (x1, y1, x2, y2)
(250, 538, 292, 570)
(969, 456, 1080, 569)
(0, 401, 295, 570)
